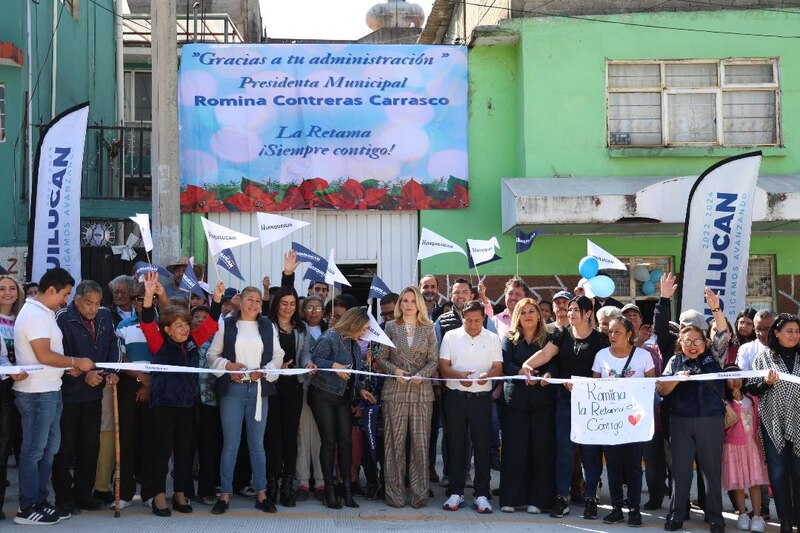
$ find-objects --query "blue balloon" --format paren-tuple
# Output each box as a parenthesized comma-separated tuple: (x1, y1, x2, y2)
(588, 275, 615, 298)
(579, 256, 599, 279)
(642, 280, 656, 296)
(649, 269, 664, 283)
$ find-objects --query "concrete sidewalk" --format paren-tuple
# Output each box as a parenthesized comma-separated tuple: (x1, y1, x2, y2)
(0, 466, 779, 532)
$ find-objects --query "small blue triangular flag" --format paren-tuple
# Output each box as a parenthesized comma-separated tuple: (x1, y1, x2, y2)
(368, 275, 392, 300)
(217, 248, 245, 282)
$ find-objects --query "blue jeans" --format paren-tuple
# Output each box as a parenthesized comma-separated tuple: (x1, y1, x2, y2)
(219, 382, 268, 495)
(15, 391, 62, 509)
(554, 389, 601, 498)
(762, 427, 800, 522)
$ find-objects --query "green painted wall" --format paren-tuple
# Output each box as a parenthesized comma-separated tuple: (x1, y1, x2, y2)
(421, 9, 800, 276)
(0, 0, 118, 248)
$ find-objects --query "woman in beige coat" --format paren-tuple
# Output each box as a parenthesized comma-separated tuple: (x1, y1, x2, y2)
(378, 287, 439, 508)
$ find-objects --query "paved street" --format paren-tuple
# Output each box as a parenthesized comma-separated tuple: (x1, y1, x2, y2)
(0, 463, 778, 532)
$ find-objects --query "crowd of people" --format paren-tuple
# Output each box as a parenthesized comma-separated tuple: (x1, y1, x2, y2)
(0, 252, 799, 533)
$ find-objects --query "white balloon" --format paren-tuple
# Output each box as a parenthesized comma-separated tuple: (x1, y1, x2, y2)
(633, 265, 651, 282)
(578, 277, 596, 299)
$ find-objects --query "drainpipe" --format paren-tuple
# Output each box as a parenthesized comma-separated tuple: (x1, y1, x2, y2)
(51, 0, 58, 119)
(116, 0, 124, 126)
(26, 0, 33, 205)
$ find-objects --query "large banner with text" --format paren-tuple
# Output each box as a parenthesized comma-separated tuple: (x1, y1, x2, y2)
(178, 44, 468, 212)
(570, 378, 655, 445)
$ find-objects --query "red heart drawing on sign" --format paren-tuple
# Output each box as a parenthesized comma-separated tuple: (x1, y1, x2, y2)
(628, 413, 642, 426)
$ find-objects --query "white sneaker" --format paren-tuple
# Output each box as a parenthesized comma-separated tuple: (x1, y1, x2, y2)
(109, 500, 131, 510)
(750, 515, 766, 532)
(474, 496, 493, 514)
(442, 494, 465, 511)
(737, 513, 751, 530)
(142, 497, 152, 508)
(527, 505, 542, 514)
(500, 506, 515, 513)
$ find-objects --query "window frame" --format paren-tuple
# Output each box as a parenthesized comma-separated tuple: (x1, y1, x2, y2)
(124, 69, 153, 124)
(606, 58, 781, 148)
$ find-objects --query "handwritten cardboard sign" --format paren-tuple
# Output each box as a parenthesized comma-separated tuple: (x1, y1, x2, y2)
(570, 378, 655, 445)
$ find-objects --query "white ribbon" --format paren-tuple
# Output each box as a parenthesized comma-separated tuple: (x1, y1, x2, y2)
(2, 364, 784, 385)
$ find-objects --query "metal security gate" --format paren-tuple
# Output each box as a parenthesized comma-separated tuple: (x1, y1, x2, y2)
(207, 210, 418, 295)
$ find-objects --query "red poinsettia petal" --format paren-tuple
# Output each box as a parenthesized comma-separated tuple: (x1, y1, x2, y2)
(400, 179, 431, 209)
(299, 178, 330, 201)
(325, 193, 356, 210)
(276, 187, 304, 210)
(340, 179, 365, 201)
(225, 193, 255, 212)
(206, 200, 229, 213)
(363, 188, 388, 207)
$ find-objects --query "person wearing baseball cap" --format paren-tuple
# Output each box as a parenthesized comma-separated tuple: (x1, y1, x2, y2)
(545, 291, 572, 334)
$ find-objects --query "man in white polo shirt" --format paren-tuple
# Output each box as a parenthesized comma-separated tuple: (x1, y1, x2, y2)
(439, 300, 503, 514)
(13, 268, 94, 526)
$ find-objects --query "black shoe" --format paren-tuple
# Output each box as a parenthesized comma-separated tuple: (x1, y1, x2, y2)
(211, 499, 228, 515)
(13, 504, 59, 525)
(603, 507, 625, 524)
(550, 495, 570, 518)
(323, 483, 341, 510)
(93, 490, 115, 505)
(664, 519, 683, 531)
(349, 482, 365, 496)
(171, 495, 193, 513)
(643, 499, 663, 510)
(56, 501, 81, 516)
(583, 497, 598, 520)
(280, 476, 296, 507)
(266, 476, 279, 508)
(780, 519, 793, 533)
(41, 501, 70, 521)
(152, 505, 171, 517)
(255, 498, 277, 513)
(628, 508, 642, 527)
(342, 481, 360, 508)
(709, 523, 725, 533)
(76, 496, 104, 511)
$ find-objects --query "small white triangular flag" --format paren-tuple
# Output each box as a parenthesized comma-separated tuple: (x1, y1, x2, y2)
(587, 239, 627, 271)
(256, 213, 310, 247)
(361, 313, 395, 348)
(324, 249, 351, 287)
(129, 213, 153, 252)
(200, 217, 258, 257)
(417, 228, 467, 261)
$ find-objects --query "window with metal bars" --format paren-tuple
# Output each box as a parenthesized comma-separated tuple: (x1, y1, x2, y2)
(607, 59, 780, 148)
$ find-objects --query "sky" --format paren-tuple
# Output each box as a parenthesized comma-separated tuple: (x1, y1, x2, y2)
(260, 0, 435, 40)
